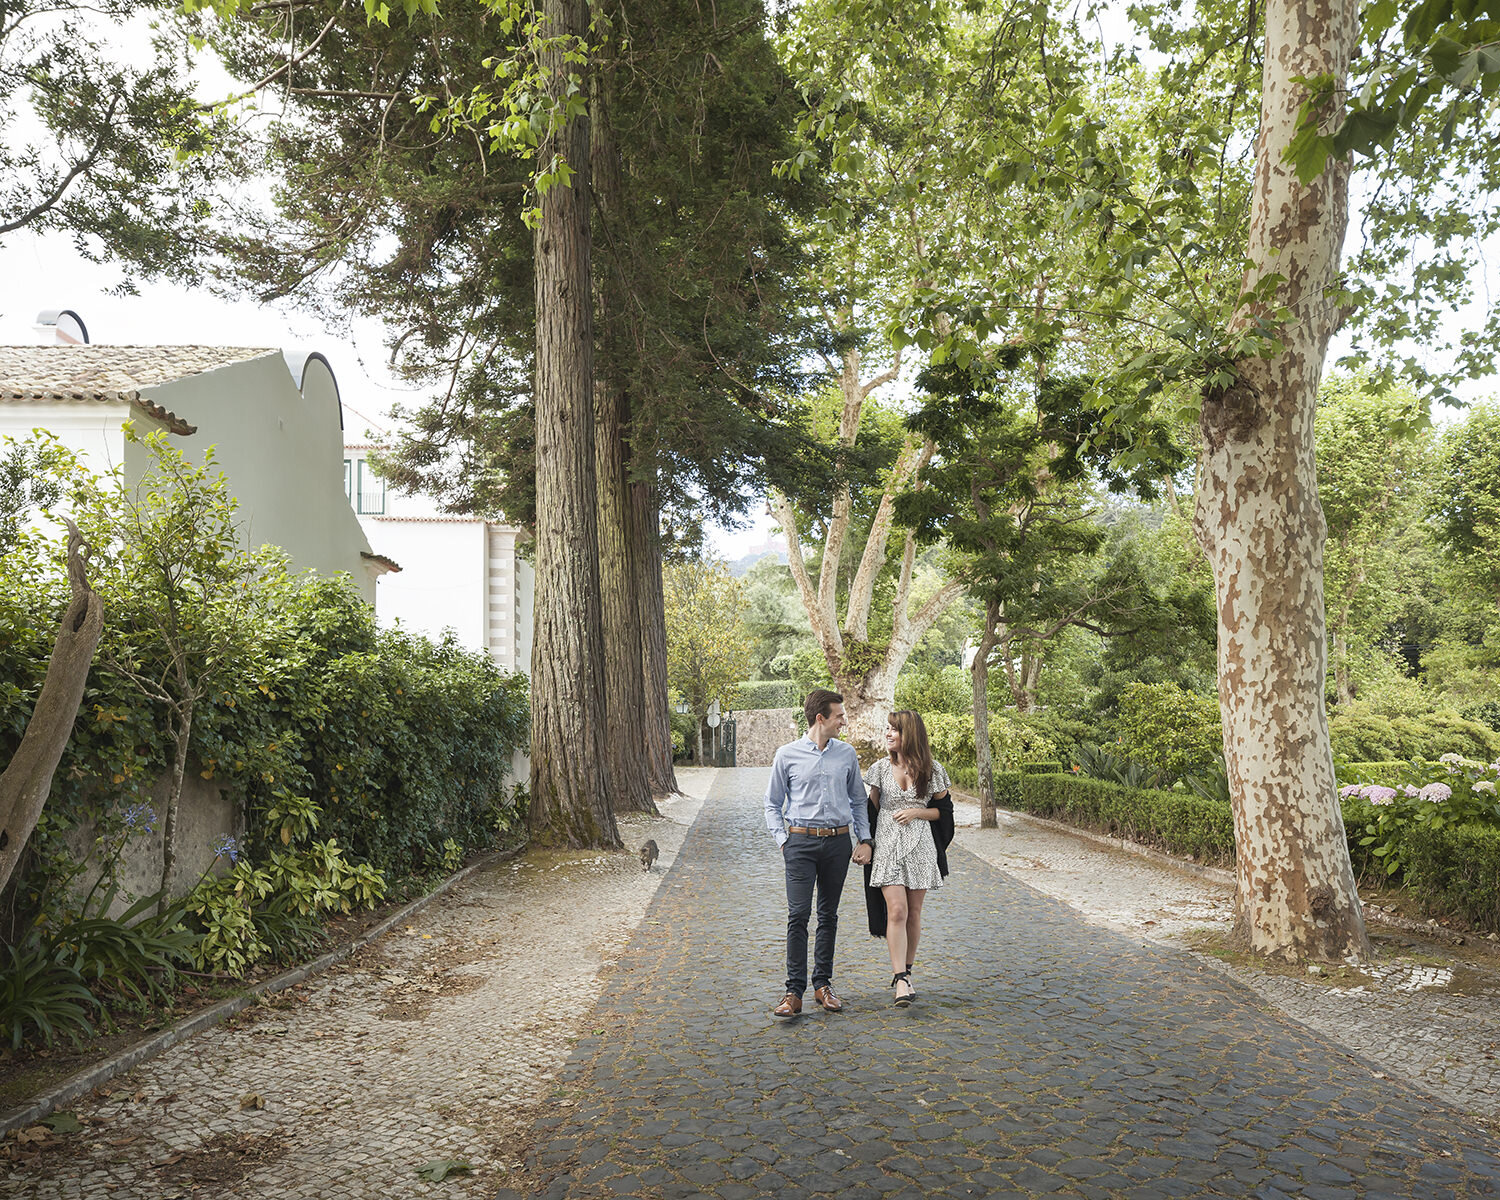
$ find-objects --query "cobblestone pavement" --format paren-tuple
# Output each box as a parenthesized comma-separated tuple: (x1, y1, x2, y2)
(503, 768, 1500, 1200)
(955, 801, 1500, 1123)
(0, 776, 712, 1200)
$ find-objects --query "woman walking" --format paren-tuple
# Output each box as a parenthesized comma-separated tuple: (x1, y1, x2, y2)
(862, 710, 954, 1006)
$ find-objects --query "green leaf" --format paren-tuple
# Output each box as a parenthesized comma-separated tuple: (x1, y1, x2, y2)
(416, 1159, 474, 1182)
(41, 1112, 82, 1134)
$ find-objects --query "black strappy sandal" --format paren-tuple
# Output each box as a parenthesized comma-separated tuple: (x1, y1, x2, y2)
(891, 970, 914, 1007)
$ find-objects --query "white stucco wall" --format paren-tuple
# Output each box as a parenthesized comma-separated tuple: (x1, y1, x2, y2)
(365, 519, 489, 647)
(0, 401, 132, 477)
(140, 354, 377, 600)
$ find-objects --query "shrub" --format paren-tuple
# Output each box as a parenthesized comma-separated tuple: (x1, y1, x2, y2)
(1339, 754, 1500, 878)
(732, 680, 801, 710)
(0, 944, 96, 1049)
(1400, 822, 1500, 932)
(925, 713, 1058, 773)
(1013, 772, 1236, 864)
(895, 664, 973, 716)
(1328, 705, 1500, 762)
(1115, 682, 1222, 777)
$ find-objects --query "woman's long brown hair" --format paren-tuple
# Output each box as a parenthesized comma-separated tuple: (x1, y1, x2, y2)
(887, 710, 934, 798)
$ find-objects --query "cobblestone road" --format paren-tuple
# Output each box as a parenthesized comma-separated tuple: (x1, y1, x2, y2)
(506, 769, 1500, 1200)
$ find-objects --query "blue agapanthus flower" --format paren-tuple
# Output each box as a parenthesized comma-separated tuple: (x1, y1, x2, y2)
(212, 835, 240, 864)
(121, 803, 157, 834)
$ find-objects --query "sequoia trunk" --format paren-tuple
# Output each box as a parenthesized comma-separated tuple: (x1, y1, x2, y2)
(1193, 0, 1368, 961)
(633, 480, 679, 797)
(528, 0, 619, 847)
(591, 73, 656, 816)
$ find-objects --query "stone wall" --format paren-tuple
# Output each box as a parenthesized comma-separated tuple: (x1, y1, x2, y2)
(734, 708, 803, 767)
(60, 766, 241, 918)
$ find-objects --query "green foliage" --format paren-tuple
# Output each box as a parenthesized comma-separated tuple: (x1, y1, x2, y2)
(895, 663, 974, 717)
(0, 944, 96, 1050)
(1328, 705, 1500, 762)
(1070, 742, 1171, 792)
(1400, 822, 1500, 933)
(789, 646, 833, 696)
(0, 443, 529, 962)
(1013, 774, 1236, 865)
(924, 713, 1057, 772)
(1341, 755, 1500, 877)
(731, 681, 802, 711)
(46, 888, 196, 1006)
(1115, 682, 1223, 777)
(664, 560, 755, 719)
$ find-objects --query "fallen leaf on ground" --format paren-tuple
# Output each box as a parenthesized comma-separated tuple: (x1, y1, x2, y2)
(240, 1093, 265, 1111)
(41, 1113, 81, 1134)
(416, 1158, 474, 1181)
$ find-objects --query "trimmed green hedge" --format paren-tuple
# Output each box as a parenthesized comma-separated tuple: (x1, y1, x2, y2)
(969, 772, 1500, 932)
(1338, 761, 1414, 784)
(732, 680, 802, 710)
(1022, 761, 1067, 775)
(1009, 773, 1235, 865)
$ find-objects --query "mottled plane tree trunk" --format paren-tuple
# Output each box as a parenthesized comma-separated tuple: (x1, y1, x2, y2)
(1193, 0, 1368, 961)
(528, 0, 620, 848)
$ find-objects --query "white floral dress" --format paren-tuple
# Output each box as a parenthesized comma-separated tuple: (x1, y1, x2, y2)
(864, 757, 949, 890)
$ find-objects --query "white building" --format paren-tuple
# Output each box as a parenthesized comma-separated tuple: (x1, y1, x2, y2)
(341, 411, 533, 675)
(0, 340, 390, 600)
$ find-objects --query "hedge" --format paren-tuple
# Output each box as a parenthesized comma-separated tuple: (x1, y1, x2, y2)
(732, 680, 802, 710)
(1022, 761, 1067, 775)
(1337, 761, 1412, 784)
(966, 772, 1500, 932)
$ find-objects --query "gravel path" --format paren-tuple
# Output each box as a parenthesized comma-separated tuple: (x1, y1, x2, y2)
(0, 772, 712, 1199)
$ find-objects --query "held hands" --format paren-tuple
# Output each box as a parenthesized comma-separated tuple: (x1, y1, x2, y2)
(851, 841, 873, 866)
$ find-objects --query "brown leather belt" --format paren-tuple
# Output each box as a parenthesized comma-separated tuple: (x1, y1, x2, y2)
(788, 825, 850, 837)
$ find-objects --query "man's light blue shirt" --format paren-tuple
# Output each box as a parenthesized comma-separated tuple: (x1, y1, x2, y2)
(764, 734, 871, 847)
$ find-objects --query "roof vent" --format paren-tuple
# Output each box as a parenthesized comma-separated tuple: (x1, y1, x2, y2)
(34, 309, 89, 345)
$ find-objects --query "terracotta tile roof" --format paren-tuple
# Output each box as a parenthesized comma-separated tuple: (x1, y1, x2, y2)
(0, 345, 278, 434)
(0, 344, 276, 396)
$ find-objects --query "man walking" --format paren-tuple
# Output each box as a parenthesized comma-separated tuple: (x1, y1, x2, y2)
(764, 689, 872, 1016)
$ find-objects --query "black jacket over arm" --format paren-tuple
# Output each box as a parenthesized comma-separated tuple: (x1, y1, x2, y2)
(863, 792, 955, 938)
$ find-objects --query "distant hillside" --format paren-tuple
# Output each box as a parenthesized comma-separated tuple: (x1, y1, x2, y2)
(728, 549, 788, 577)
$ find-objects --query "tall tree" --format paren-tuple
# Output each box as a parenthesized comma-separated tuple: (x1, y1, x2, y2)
(195, 0, 820, 825)
(898, 355, 1180, 827)
(1186, 0, 1369, 960)
(1315, 372, 1430, 705)
(525, 0, 618, 846)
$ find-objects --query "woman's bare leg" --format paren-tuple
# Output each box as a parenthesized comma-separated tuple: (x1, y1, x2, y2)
(882, 884, 913, 998)
(905, 889, 927, 973)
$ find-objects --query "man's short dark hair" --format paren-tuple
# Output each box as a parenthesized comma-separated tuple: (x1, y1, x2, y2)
(805, 688, 843, 728)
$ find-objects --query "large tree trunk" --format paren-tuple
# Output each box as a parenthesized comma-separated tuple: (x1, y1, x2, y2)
(633, 481, 679, 796)
(0, 524, 103, 895)
(1193, 0, 1367, 962)
(971, 600, 1001, 829)
(528, 0, 619, 848)
(591, 65, 656, 817)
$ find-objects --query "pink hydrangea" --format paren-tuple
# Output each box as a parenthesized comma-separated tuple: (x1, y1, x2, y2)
(1338, 784, 1361, 798)
(1366, 786, 1399, 806)
(1418, 782, 1453, 803)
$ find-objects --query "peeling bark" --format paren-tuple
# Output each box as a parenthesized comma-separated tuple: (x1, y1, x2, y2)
(0, 522, 103, 895)
(1193, 0, 1368, 961)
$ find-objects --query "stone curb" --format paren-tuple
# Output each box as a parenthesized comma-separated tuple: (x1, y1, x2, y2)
(958, 789, 1478, 939)
(0, 841, 529, 1138)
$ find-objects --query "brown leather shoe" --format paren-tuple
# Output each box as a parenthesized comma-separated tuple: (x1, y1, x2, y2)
(814, 985, 843, 1013)
(772, 992, 802, 1017)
